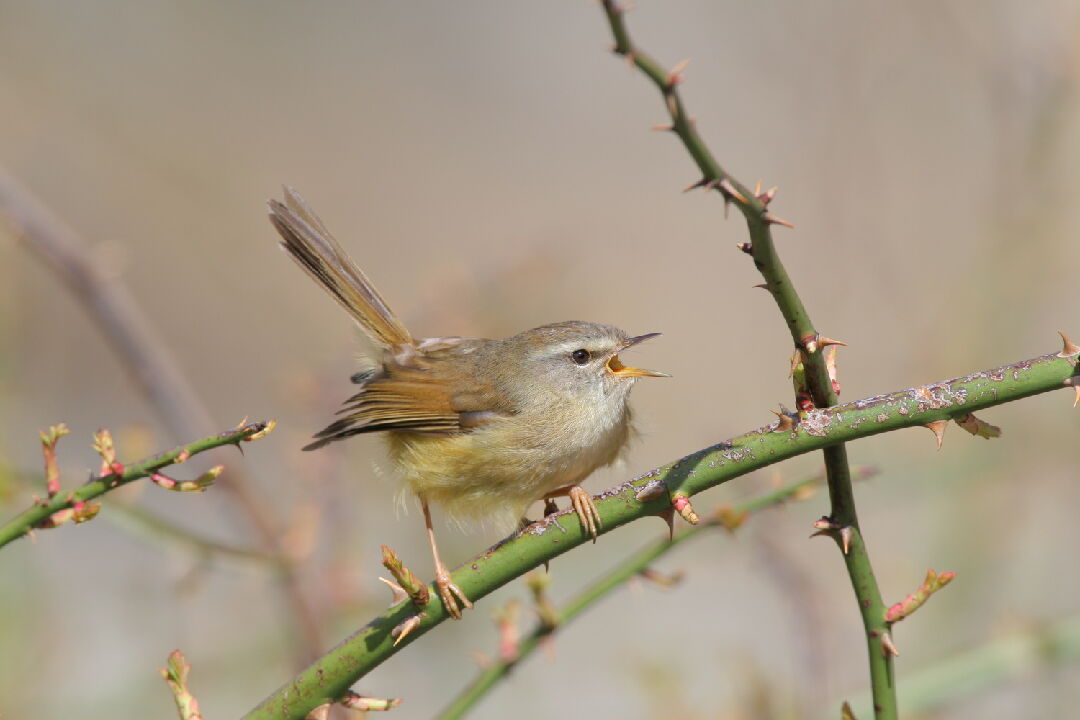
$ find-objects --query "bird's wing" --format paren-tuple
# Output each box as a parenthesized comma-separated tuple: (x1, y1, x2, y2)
(303, 338, 514, 450)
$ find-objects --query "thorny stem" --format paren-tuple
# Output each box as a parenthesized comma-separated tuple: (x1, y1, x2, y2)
(0, 422, 269, 549)
(600, 3, 894, 716)
(244, 350, 1077, 720)
(438, 474, 825, 720)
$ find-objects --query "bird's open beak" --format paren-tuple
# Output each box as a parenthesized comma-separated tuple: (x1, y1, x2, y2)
(606, 333, 671, 378)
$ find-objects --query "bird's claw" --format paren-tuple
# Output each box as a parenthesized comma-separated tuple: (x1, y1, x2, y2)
(436, 572, 472, 620)
(568, 485, 602, 542)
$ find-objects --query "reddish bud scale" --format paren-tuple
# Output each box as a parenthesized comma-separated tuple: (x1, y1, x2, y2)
(796, 393, 815, 413)
(672, 494, 699, 525)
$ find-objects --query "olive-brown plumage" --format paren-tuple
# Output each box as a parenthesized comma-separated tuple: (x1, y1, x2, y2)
(268, 186, 667, 618)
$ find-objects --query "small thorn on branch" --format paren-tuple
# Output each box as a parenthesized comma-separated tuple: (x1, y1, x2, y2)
(378, 577, 409, 607)
(650, 123, 674, 132)
(666, 58, 690, 87)
(657, 507, 676, 540)
(924, 420, 948, 450)
(717, 178, 747, 205)
(770, 408, 796, 433)
(1057, 331, 1080, 358)
(763, 213, 795, 229)
(841, 701, 859, 720)
(391, 614, 423, 646)
(880, 630, 900, 657)
(682, 177, 709, 193)
(810, 517, 854, 554)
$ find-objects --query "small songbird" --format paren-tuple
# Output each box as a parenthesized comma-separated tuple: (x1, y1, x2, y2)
(268, 187, 668, 618)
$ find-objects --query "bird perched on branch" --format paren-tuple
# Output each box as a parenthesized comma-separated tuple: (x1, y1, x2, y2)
(268, 186, 668, 618)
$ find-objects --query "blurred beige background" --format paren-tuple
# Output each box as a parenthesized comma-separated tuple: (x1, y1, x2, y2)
(2, 1, 1080, 718)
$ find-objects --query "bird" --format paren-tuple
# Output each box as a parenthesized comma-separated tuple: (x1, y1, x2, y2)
(268, 186, 668, 618)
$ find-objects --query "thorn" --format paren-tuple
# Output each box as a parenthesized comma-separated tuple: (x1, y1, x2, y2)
(378, 577, 409, 607)
(650, 123, 674, 132)
(881, 631, 900, 657)
(672, 494, 699, 525)
(839, 526, 853, 555)
(754, 180, 762, 196)
(657, 507, 676, 540)
(753, 283, 768, 290)
(682, 177, 709, 193)
(666, 58, 690, 87)
(817, 336, 848, 348)
(305, 704, 331, 720)
(764, 213, 795, 229)
(840, 700, 858, 720)
(391, 614, 423, 646)
(634, 481, 666, 503)
(1058, 331, 1080, 358)
(924, 420, 948, 450)
(770, 408, 796, 433)
(717, 178, 747, 204)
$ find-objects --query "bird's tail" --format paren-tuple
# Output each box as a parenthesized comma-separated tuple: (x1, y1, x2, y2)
(268, 186, 413, 348)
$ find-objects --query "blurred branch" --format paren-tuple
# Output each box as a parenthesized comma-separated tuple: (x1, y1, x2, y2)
(840, 613, 1080, 719)
(244, 347, 1077, 720)
(598, 4, 894, 714)
(0, 421, 269, 548)
(438, 471, 828, 720)
(0, 168, 324, 665)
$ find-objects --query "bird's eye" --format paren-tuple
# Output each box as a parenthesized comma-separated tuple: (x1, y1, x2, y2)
(571, 348, 591, 365)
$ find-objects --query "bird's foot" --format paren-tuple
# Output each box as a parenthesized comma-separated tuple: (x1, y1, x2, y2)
(567, 485, 602, 542)
(435, 567, 472, 620)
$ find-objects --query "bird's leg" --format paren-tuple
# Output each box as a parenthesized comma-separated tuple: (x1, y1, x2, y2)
(421, 497, 472, 619)
(543, 485, 602, 542)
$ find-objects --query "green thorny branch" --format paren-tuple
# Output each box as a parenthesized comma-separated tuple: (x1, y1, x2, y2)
(438, 467, 873, 720)
(245, 344, 1080, 720)
(0, 421, 274, 549)
(600, 2, 897, 716)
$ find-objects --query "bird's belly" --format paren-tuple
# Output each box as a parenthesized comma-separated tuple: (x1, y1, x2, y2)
(387, 411, 631, 527)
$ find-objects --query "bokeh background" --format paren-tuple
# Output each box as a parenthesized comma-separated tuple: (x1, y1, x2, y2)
(2, 1, 1079, 718)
